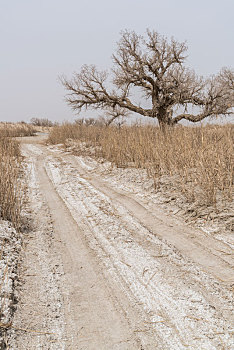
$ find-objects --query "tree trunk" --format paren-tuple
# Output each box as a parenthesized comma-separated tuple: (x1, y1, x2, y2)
(157, 108, 173, 131)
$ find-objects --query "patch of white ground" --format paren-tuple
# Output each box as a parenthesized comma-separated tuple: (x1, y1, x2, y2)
(45, 154, 234, 350)
(8, 155, 66, 349)
(0, 220, 21, 349)
(65, 151, 234, 250)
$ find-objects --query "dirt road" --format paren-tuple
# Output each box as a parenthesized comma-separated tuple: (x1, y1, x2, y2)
(9, 135, 233, 349)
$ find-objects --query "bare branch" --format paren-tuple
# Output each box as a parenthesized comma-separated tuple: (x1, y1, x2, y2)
(102, 106, 130, 126)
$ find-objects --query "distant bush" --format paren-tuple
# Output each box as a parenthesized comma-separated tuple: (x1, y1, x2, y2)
(74, 115, 126, 127)
(74, 117, 106, 126)
(30, 117, 56, 127)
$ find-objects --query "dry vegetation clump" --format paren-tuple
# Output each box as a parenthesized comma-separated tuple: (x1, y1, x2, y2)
(0, 131, 24, 347)
(49, 123, 233, 207)
(0, 122, 36, 137)
(0, 133, 24, 230)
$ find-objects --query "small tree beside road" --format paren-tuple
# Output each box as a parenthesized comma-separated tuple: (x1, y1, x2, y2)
(61, 29, 234, 128)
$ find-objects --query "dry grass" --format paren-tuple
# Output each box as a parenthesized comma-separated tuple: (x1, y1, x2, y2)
(0, 127, 26, 348)
(0, 122, 36, 229)
(49, 122, 233, 207)
(0, 133, 24, 230)
(0, 122, 36, 138)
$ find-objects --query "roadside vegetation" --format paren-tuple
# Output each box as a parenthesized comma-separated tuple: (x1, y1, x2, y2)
(49, 122, 233, 207)
(0, 133, 23, 230)
(0, 122, 36, 138)
(0, 128, 25, 345)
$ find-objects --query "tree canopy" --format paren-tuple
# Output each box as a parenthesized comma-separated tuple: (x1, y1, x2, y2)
(61, 29, 234, 127)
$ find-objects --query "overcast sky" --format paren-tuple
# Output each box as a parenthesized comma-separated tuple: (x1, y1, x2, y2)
(1, 0, 234, 123)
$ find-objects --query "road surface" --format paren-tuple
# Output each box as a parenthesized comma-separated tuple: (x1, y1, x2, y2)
(9, 135, 233, 349)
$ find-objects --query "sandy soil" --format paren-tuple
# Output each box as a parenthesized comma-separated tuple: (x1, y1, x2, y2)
(7, 135, 234, 349)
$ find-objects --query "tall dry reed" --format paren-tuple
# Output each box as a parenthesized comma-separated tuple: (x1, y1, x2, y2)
(0, 132, 24, 345)
(49, 123, 233, 206)
(0, 134, 23, 230)
(0, 122, 36, 137)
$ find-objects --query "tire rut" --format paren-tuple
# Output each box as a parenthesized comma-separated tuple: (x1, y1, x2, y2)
(13, 139, 233, 350)
(43, 148, 233, 349)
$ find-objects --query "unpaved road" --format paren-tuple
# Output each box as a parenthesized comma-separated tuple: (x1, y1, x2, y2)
(9, 135, 233, 349)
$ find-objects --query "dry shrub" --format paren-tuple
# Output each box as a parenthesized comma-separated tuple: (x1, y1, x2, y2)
(0, 134, 23, 230)
(0, 122, 36, 137)
(30, 117, 57, 127)
(49, 123, 233, 206)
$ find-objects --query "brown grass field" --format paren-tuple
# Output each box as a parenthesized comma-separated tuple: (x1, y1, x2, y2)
(0, 130, 24, 229)
(0, 122, 36, 138)
(49, 122, 233, 207)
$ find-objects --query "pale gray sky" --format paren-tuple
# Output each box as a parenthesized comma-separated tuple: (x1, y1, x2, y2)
(1, 0, 233, 123)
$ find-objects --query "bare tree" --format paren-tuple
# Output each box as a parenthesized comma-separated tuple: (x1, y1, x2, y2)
(61, 29, 234, 128)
